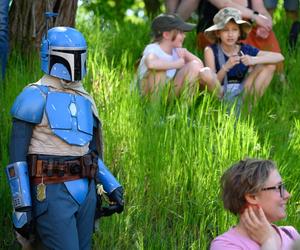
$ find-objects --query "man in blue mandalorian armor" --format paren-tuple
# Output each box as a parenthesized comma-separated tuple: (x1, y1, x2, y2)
(5, 26, 124, 249)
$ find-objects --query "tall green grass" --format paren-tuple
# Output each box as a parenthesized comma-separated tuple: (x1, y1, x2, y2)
(1, 9, 300, 250)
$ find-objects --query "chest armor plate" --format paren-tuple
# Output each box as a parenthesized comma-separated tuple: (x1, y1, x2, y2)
(45, 91, 93, 146)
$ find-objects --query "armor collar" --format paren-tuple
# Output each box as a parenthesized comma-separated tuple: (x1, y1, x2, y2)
(29, 75, 99, 120)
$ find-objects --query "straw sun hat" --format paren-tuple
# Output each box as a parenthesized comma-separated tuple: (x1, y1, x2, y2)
(204, 7, 252, 42)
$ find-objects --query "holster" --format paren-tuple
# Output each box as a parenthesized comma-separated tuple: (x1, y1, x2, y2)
(80, 152, 98, 179)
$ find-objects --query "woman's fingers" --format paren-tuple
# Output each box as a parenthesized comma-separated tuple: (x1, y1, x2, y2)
(248, 206, 262, 225)
(241, 206, 274, 245)
(257, 206, 269, 223)
(241, 208, 255, 229)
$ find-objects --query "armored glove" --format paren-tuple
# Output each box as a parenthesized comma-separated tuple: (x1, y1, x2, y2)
(13, 211, 34, 239)
(107, 186, 124, 214)
(14, 221, 34, 240)
(95, 187, 124, 218)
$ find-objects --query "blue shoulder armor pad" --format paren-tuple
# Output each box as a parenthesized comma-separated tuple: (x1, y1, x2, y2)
(97, 159, 121, 194)
(11, 85, 48, 124)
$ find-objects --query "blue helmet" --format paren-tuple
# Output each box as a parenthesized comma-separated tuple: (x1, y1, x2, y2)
(40, 27, 87, 82)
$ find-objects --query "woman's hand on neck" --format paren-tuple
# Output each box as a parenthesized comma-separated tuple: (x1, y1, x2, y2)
(236, 206, 281, 249)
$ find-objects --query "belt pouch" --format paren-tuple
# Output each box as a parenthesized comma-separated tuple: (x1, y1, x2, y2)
(81, 155, 91, 178)
(58, 160, 65, 177)
(28, 155, 37, 177)
(90, 158, 98, 178)
(47, 160, 53, 177)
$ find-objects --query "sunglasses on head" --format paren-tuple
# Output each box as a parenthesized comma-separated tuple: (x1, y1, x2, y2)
(261, 183, 286, 198)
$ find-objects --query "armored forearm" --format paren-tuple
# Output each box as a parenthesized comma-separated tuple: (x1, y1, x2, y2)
(96, 159, 122, 194)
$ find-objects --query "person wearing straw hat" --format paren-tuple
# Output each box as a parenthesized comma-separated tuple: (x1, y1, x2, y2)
(196, 0, 274, 51)
(136, 13, 221, 97)
(204, 7, 284, 106)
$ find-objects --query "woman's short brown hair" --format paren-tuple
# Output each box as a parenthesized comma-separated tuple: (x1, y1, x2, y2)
(221, 158, 276, 215)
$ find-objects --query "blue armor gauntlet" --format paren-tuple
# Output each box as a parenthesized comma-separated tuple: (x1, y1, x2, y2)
(5, 162, 32, 212)
(95, 160, 124, 218)
(97, 159, 121, 194)
(6, 162, 33, 239)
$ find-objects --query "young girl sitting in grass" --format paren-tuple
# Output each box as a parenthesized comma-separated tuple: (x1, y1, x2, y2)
(203, 7, 284, 104)
(137, 13, 221, 97)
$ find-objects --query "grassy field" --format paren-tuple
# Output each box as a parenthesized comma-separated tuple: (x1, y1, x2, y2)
(1, 8, 300, 250)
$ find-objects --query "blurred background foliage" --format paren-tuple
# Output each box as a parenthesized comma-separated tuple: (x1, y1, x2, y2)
(81, 0, 162, 21)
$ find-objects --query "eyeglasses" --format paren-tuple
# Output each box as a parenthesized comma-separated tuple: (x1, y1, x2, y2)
(261, 183, 286, 198)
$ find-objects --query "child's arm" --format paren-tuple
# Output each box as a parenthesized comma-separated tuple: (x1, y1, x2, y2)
(204, 47, 216, 72)
(204, 47, 225, 82)
(240, 51, 284, 66)
(177, 48, 204, 66)
(145, 53, 185, 70)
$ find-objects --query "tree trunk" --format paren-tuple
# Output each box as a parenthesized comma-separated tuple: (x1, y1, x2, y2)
(9, 0, 78, 53)
(143, 0, 161, 17)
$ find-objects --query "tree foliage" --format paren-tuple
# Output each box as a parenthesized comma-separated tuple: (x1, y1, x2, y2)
(8, 0, 164, 54)
(9, 0, 78, 53)
(84, 0, 135, 21)
(143, 0, 162, 17)
(83, 0, 162, 21)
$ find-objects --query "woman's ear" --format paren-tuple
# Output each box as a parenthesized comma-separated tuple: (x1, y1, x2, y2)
(245, 193, 259, 205)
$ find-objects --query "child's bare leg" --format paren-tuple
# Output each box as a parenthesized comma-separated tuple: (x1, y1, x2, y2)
(243, 64, 276, 101)
(243, 65, 263, 95)
(174, 60, 201, 95)
(174, 0, 201, 20)
(198, 67, 221, 95)
(175, 60, 221, 96)
(165, 0, 180, 13)
(140, 70, 167, 95)
(252, 64, 276, 97)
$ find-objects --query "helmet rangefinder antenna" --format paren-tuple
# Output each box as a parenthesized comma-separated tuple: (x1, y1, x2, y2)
(45, 12, 58, 38)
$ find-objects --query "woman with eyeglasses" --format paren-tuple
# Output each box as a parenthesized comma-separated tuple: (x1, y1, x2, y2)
(210, 158, 299, 250)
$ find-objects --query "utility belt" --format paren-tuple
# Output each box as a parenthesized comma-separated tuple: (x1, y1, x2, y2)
(28, 153, 98, 184)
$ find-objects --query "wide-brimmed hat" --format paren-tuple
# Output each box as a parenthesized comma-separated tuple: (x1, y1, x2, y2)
(151, 13, 196, 37)
(204, 7, 252, 42)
